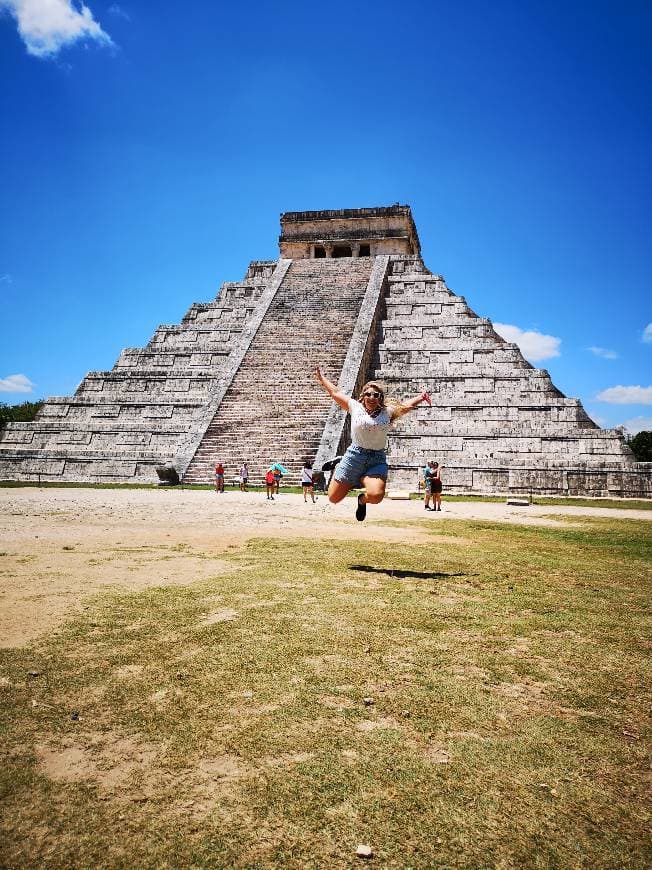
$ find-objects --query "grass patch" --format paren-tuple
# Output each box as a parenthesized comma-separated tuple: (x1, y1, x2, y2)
(408, 492, 652, 509)
(1, 519, 650, 867)
(531, 497, 652, 511)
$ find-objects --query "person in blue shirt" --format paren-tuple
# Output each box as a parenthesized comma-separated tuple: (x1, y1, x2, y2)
(423, 461, 435, 510)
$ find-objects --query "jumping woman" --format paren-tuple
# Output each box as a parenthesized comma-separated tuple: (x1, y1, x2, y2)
(315, 366, 432, 521)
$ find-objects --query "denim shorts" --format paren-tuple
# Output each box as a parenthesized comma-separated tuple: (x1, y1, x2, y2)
(334, 445, 389, 488)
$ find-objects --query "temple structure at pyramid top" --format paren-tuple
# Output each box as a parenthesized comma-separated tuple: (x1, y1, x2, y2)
(1, 205, 650, 497)
(279, 205, 421, 259)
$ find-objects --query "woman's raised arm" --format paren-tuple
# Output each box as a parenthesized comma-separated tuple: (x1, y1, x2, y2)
(315, 366, 350, 412)
(389, 389, 432, 422)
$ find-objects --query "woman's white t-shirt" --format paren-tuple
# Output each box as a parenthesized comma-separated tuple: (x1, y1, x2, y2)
(349, 398, 391, 450)
(301, 467, 313, 485)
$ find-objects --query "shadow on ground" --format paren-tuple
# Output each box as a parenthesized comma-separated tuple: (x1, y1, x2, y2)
(349, 564, 468, 581)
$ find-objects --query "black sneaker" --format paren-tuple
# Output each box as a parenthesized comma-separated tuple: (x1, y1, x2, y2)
(355, 493, 367, 522)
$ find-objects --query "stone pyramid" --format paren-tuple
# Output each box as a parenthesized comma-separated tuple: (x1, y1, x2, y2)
(1, 206, 649, 497)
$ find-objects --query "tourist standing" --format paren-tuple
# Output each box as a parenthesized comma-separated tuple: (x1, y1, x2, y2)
(265, 468, 275, 500)
(314, 366, 431, 521)
(423, 460, 435, 510)
(301, 462, 315, 503)
(431, 462, 444, 511)
(214, 461, 225, 493)
(239, 462, 249, 492)
(273, 467, 282, 494)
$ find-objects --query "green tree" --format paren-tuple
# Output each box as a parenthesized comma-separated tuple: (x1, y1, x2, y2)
(627, 430, 652, 462)
(0, 400, 44, 428)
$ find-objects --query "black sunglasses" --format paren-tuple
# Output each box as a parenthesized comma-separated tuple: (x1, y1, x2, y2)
(363, 391, 382, 399)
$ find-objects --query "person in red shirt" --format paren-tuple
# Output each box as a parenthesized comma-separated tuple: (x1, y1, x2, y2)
(265, 468, 275, 500)
(214, 462, 225, 493)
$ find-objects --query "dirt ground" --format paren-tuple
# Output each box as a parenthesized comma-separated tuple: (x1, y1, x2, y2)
(1, 486, 649, 649)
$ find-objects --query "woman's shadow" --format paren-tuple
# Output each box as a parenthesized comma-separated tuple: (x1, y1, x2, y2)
(350, 564, 467, 581)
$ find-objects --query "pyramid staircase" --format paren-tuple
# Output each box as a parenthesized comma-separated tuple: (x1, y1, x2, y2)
(182, 257, 374, 485)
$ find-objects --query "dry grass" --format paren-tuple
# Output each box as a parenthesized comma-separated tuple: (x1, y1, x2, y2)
(1, 516, 650, 868)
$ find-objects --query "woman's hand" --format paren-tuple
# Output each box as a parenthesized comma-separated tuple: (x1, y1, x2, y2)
(421, 389, 432, 406)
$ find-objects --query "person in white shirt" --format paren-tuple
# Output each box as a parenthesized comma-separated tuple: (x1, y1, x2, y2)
(315, 366, 431, 521)
(301, 462, 315, 503)
(239, 462, 249, 492)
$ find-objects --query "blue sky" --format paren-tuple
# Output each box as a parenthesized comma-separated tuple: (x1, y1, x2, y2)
(1, 0, 650, 432)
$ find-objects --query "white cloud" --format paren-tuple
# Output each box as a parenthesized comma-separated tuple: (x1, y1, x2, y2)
(0, 273, 12, 284)
(493, 322, 561, 362)
(642, 323, 652, 344)
(596, 385, 652, 405)
(620, 416, 652, 435)
(0, 0, 112, 58)
(0, 373, 35, 393)
(107, 3, 129, 19)
(587, 346, 618, 360)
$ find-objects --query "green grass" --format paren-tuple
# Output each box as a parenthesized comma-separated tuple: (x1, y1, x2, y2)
(1, 517, 650, 867)
(410, 493, 652, 510)
(531, 496, 652, 510)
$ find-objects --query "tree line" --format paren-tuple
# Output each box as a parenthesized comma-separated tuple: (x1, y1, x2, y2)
(0, 400, 45, 427)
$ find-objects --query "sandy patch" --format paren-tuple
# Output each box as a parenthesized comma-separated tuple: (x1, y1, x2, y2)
(36, 734, 159, 793)
(198, 608, 239, 625)
(355, 716, 403, 732)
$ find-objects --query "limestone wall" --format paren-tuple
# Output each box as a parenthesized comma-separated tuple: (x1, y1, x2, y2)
(380, 257, 650, 497)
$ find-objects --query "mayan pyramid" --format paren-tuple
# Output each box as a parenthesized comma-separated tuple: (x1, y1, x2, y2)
(1, 206, 649, 497)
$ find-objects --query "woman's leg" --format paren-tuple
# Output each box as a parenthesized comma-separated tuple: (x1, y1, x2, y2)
(360, 475, 387, 505)
(327, 478, 353, 504)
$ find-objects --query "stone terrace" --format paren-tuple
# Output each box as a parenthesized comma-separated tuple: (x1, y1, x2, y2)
(0, 262, 277, 482)
(380, 259, 648, 495)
